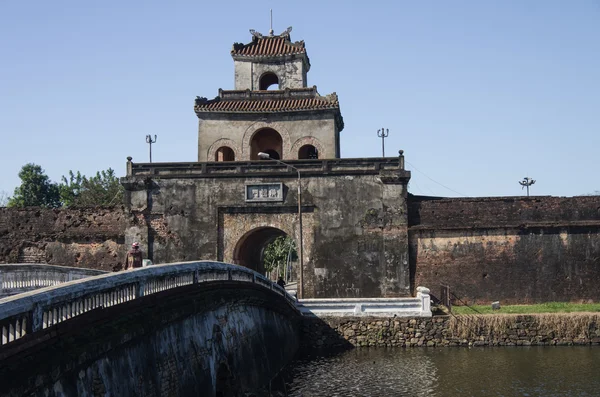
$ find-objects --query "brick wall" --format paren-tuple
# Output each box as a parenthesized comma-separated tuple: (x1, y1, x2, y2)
(408, 195, 600, 304)
(0, 207, 131, 271)
(408, 195, 600, 228)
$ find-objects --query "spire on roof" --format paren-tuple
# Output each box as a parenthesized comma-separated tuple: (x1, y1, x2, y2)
(247, 11, 293, 41)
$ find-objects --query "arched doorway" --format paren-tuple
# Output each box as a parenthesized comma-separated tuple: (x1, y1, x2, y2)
(233, 227, 296, 278)
(250, 128, 283, 160)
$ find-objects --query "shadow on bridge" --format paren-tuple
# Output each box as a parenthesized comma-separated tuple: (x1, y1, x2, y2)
(0, 261, 301, 397)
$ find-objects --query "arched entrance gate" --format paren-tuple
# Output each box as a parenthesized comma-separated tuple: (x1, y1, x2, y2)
(219, 212, 313, 282)
(233, 226, 289, 274)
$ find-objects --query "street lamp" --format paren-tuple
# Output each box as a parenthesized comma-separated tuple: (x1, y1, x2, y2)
(146, 135, 157, 163)
(258, 152, 304, 299)
(519, 177, 536, 197)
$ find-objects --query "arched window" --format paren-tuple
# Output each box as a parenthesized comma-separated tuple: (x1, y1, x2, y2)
(259, 72, 279, 90)
(215, 146, 235, 161)
(298, 144, 318, 159)
(250, 128, 283, 160)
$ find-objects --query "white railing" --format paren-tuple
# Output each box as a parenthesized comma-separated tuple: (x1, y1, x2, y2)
(297, 286, 432, 318)
(0, 261, 296, 347)
(0, 264, 107, 298)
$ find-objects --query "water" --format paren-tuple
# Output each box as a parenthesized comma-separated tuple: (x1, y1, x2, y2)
(281, 347, 600, 397)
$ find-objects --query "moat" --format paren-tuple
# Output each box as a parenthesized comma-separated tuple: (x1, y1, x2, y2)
(280, 346, 600, 397)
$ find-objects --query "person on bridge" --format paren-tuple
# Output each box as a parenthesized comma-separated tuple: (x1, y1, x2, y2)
(277, 276, 286, 288)
(125, 242, 144, 270)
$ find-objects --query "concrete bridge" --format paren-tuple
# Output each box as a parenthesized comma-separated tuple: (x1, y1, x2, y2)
(0, 261, 301, 397)
(0, 264, 107, 299)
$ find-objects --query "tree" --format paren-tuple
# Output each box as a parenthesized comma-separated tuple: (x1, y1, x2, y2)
(262, 236, 297, 277)
(59, 170, 84, 207)
(60, 168, 123, 207)
(8, 164, 61, 208)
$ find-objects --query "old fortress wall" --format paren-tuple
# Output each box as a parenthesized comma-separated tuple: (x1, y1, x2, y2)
(408, 195, 600, 304)
(3, 30, 598, 305)
(1, 194, 599, 304)
(0, 207, 130, 272)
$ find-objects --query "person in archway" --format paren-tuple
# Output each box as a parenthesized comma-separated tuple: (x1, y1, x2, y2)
(125, 242, 144, 270)
(277, 276, 286, 288)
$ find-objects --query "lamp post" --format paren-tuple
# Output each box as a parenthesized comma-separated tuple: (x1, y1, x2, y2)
(519, 177, 536, 197)
(377, 127, 389, 157)
(146, 134, 157, 163)
(258, 152, 304, 299)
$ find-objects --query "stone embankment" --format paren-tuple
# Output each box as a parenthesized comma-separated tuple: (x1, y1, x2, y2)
(301, 313, 600, 349)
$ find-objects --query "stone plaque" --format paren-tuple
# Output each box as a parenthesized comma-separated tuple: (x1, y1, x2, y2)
(245, 183, 284, 202)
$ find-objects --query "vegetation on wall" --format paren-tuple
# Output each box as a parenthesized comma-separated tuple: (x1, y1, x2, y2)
(7, 163, 123, 208)
(448, 313, 600, 340)
(450, 302, 600, 315)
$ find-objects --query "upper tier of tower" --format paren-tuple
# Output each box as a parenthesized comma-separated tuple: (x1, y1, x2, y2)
(230, 27, 310, 90)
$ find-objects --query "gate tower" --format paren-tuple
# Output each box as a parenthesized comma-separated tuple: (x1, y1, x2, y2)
(123, 27, 411, 299)
(194, 27, 343, 162)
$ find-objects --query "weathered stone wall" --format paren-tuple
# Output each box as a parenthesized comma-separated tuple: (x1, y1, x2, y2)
(301, 314, 600, 349)
(2, 193, 599, 303)
(0, 207, 131, 271)
(197, 114, 337, 161)
(233, 58, 308, 90)
(408, 196, 600, 304)
(409, 195, 600, 227)
(123, 159, 410, 298)
(233, 58, 253, 90)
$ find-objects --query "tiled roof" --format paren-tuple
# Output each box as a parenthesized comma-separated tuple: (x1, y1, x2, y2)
(194, 88, 344, 131)
(196, 97, 336, 112)
(194, 90, 339, 113)
(231, 36, 306, 57)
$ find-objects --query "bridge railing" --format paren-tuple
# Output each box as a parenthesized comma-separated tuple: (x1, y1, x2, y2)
(0, 264, 108, 299)
(297, 287, 432, 318)
(0, 261, 296, 347)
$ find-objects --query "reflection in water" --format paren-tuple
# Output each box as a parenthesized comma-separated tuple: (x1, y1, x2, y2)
(285, 348, 437, 397)
(282, 347, 600, 397)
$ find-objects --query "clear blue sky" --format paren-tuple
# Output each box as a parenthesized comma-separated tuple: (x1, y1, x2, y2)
(1, 0, 599, 199)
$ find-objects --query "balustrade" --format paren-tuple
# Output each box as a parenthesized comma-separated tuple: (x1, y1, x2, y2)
(0, 262, 297, 347)
(0, 264, 107, 299)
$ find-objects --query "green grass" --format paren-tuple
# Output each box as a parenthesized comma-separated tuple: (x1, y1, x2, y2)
(448, 302, 600, 315)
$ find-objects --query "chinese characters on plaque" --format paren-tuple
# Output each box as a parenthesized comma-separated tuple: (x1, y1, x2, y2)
(245, 183, 284, 202)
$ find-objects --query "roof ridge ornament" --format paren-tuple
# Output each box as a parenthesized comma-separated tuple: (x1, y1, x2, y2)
(248, 26, 292, 41)
(249, 29, 263, 40)
(279, 26, 292, 39)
